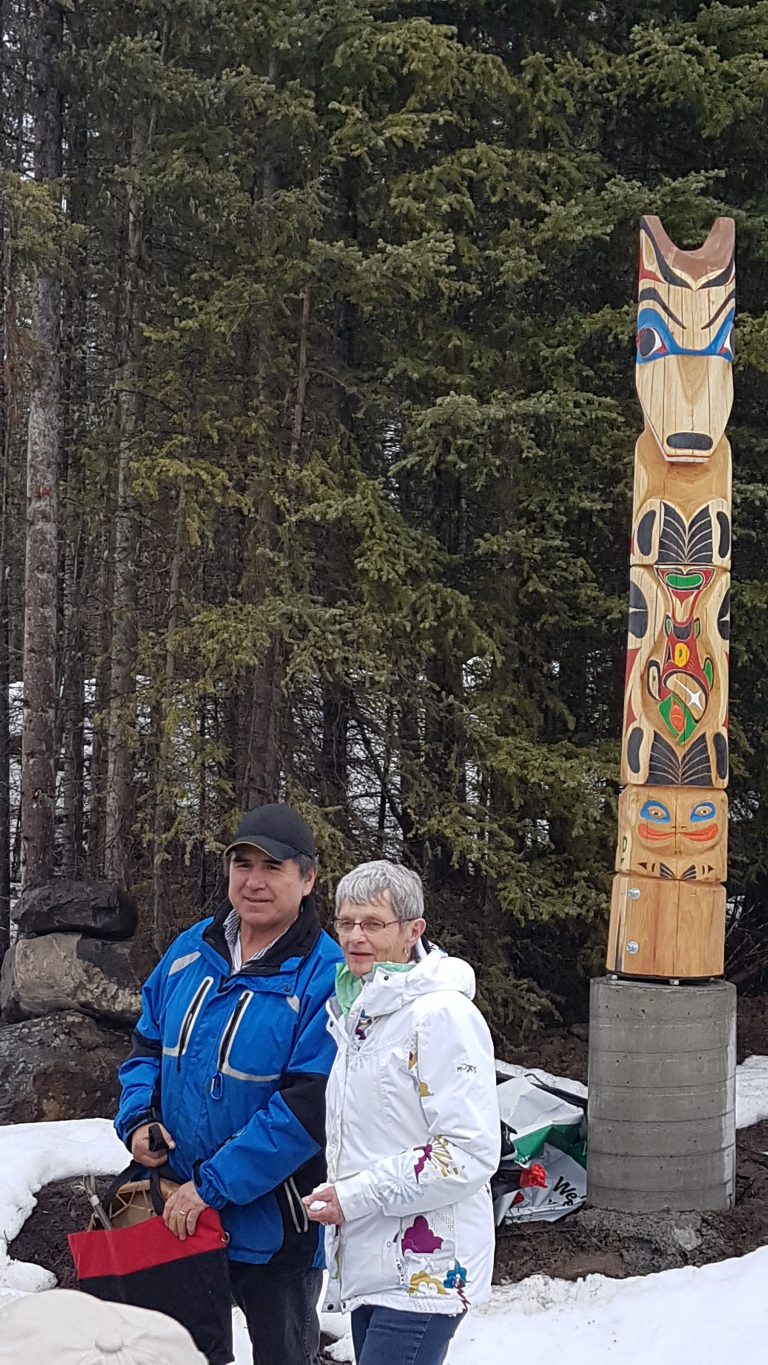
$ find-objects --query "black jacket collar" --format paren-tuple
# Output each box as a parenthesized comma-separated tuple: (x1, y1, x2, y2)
(203, 893, 322, 976)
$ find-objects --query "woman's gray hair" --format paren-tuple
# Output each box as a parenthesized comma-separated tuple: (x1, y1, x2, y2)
(335, 861, 425, 922)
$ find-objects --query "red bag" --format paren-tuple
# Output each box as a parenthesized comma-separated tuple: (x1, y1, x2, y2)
(68, 1165, 233, 1365)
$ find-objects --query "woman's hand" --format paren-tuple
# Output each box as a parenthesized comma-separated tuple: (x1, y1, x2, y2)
(162, 1180, 208, 1240)
(302, 1185, 345, 1225)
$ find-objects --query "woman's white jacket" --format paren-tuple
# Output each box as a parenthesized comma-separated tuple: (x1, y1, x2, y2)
(324, 948, 501, 1316)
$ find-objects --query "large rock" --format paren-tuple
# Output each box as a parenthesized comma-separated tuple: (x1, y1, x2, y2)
(1, 934, 142, 1026)
(0, 1011, 130, 1122)
(13, 880, 138, 940)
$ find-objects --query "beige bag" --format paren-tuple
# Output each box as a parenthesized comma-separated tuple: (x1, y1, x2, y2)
(104, 1174, 180, 1229)
(83, 1164, 181, 1230)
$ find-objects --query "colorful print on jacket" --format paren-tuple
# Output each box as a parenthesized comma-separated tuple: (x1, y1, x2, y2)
(323, 946, 501, 1316)
(115, 896, 342, 1266)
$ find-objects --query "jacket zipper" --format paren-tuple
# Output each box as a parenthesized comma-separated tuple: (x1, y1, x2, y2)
(332, 1021, 352, 1302)
(210, 991, 281, 1096)
(216, 992, 249, 1072)
(173, 976, 214, 1071)
(289, 1176, 309, 1232)
(283, 1177, 303, 1235)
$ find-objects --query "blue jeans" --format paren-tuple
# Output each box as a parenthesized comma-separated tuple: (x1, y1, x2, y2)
(351, 1305, 463, 1365)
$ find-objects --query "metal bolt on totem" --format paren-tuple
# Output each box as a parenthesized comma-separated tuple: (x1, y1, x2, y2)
(587, 218, 737, 1212)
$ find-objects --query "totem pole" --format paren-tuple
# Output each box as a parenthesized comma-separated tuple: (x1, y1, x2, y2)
(608, 215, 735, 980)
(588, 218, 737, 1212)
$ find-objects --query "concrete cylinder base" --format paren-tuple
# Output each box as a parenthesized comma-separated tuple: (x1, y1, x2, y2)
(587, 976, 736, 1212)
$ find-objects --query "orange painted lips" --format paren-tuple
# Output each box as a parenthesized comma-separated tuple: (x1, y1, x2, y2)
(687, 824, 718, 842)
(638, 823, 673, 841)
(639, 823, 717, 842)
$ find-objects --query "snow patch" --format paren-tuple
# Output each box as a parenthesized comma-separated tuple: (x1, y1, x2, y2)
(736, 1054, 768, 1128)
(0, 1120, 125, 1292)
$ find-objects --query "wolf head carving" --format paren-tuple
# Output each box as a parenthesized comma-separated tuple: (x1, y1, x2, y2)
(635, 215, 735, 464)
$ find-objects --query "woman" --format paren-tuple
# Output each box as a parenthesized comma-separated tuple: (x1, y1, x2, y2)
(303, 861, 500, 1365)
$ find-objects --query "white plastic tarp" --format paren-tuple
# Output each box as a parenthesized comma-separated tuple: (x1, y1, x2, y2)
(493, 1070, 587, 1225)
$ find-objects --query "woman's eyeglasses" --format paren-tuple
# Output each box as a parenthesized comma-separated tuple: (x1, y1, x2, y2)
(333, 916, 400, 937)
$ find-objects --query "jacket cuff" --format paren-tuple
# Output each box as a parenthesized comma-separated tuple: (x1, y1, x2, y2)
(193, 1159, 229, 1210)
(335, 1170, 377, 1222)
(117, 1109, 158, 1150)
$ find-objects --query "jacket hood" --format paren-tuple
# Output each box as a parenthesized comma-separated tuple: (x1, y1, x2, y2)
(354, 945, 476, 1019)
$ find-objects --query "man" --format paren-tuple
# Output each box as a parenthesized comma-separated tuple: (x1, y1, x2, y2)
(115, 804, 342, 1365)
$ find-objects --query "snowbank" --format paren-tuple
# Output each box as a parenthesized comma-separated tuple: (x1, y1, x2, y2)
(0, 1119, 124, 1301)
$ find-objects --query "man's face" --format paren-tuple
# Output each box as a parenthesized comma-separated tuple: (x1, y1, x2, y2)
(228, 845, 316, 940)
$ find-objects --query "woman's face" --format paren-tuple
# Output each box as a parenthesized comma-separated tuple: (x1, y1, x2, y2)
(335, 892, 425, 977)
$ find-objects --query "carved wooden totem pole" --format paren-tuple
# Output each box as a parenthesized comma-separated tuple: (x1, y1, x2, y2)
(608, 216, 735, 979)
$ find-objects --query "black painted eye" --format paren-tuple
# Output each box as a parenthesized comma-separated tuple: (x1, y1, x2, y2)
(637, 326, 667, 359)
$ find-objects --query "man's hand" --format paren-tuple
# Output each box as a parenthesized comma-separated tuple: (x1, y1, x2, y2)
(302, 1185, 344, 1226)
(162, 1180, 208, 1240)
(130, 1122, 176, 1168)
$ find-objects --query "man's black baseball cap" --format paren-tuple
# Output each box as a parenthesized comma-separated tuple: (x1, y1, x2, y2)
(224, 803, 317, 863)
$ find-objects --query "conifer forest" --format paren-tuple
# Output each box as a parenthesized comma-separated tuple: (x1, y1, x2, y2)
(2, 0, 768, 1040)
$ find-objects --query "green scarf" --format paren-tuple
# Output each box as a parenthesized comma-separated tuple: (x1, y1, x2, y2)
(335, 960, 415, 1016)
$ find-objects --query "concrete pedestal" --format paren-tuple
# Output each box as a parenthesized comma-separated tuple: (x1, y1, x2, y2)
(587, 976, 736, 1211)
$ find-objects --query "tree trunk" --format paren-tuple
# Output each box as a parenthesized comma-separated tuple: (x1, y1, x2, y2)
(376, 702, 394, 847)
(423, 467, 467, 882)
(242, 634, 283, 808)
(58, 515, 85, 877)
(398, 698, 425, 867)
(20, 0, 63, 890)
(198, 695, 209, 911)
(151, 482, 185, 954)
(104, 16, 168, 885)
(3, 0, 29, 902)
(86, 510, 114, 875)
(0, 193, 11, 954)
(320, 681, 350, 828)
(0, 0, 16, 954)
(240, 92, 285, 810)
(288, 284, 310, 465)
(103, 117, 148, 885)
(58, 98, 88, 879)
(86, 270, 122, 878)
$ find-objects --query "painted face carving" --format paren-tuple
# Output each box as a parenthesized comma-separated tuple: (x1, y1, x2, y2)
(638, 796, 718, 845)
(635, 216, 735, 463)
(617, 786, 727, 882)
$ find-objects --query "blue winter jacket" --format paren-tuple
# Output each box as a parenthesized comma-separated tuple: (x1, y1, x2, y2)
(115, 895, 342, 1265)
